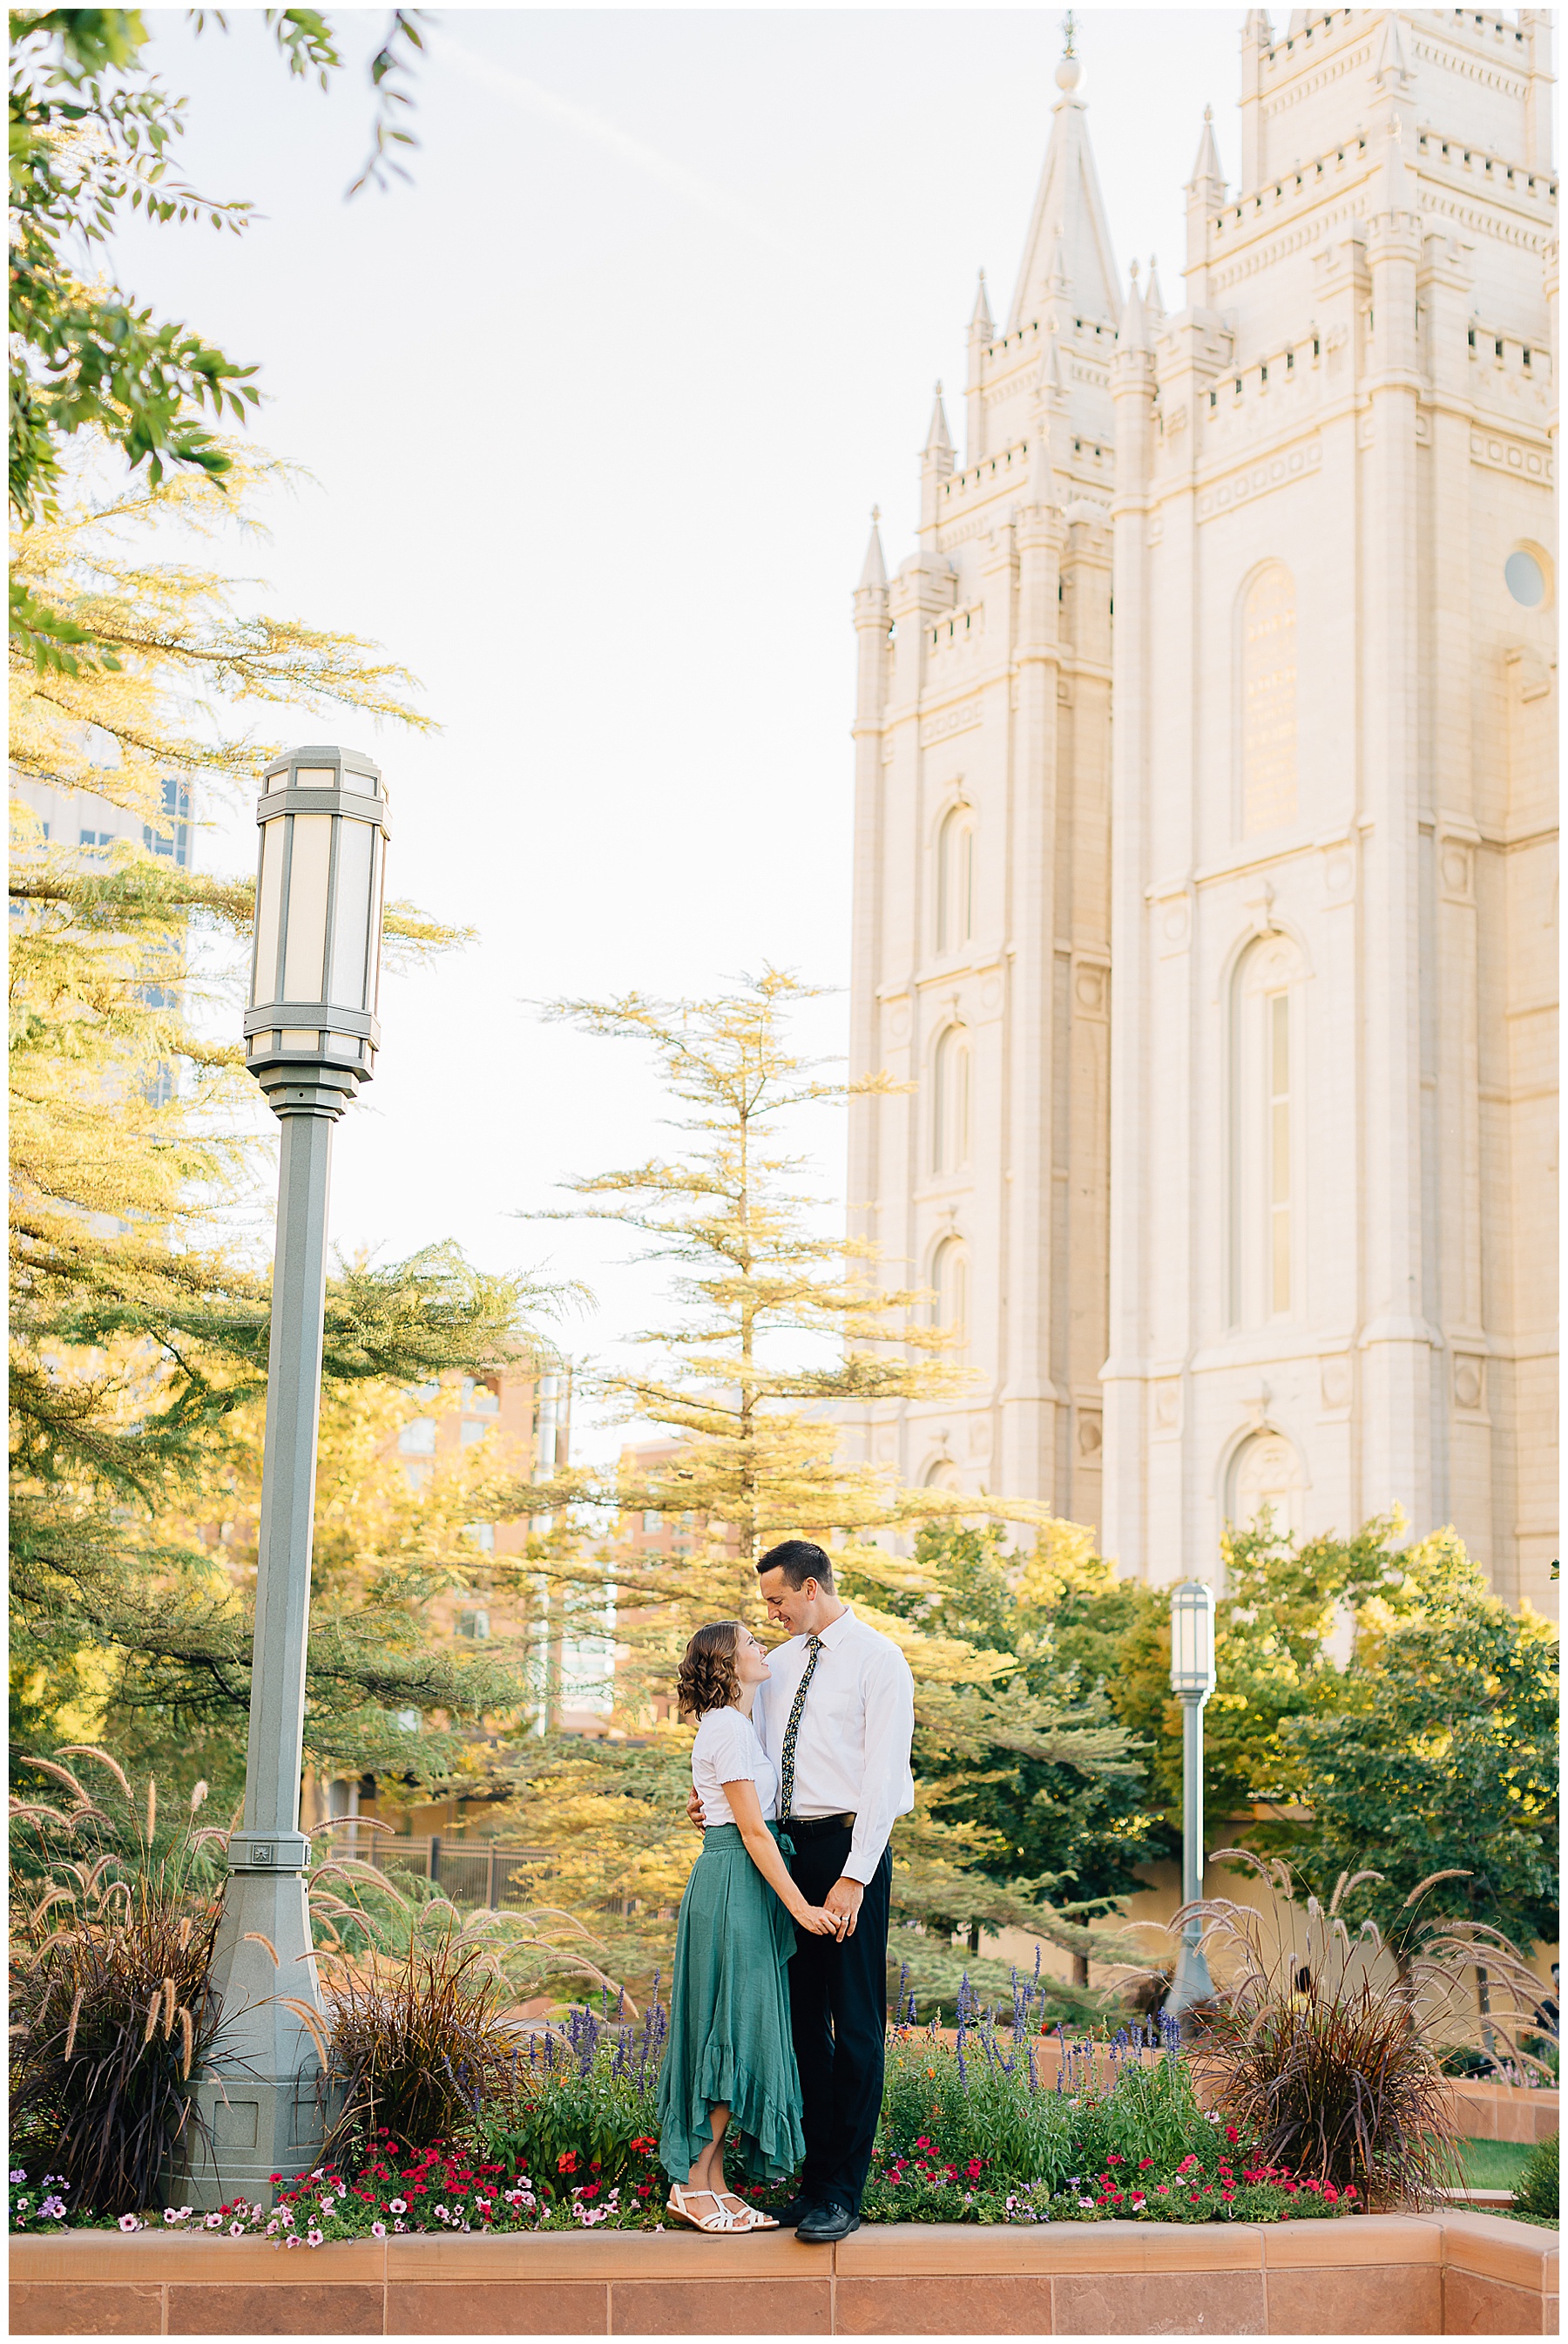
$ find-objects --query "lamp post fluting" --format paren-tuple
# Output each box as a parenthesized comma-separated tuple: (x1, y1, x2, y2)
(185, 747, 389, 2209)
(1164, 1578, 1217, 2022)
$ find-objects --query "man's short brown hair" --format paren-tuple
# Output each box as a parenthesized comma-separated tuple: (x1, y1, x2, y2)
(757, 1538, 835, 1591)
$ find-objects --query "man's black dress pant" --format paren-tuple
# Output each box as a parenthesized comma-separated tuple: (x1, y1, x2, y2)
(784, 1825, 890, 2214)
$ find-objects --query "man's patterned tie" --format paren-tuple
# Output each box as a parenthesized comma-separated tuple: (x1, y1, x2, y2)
(776, 1634, 823, 1825)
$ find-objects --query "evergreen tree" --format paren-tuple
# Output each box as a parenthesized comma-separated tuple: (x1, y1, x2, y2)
(9, 432, 552, 1799)
(476, 974, 1146, 2013)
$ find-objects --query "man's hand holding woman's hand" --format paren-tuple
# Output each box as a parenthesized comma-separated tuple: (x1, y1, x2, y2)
(797, 1903, 849, 1939)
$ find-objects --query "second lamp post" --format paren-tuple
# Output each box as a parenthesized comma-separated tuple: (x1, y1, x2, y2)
(1165, 1577, 1216, 2019)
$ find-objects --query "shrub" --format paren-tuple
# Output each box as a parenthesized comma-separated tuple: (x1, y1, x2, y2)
(1512, 2131, 1558, 2222)
(1178, 1853, 1534, 2206)
(317, 1922, 527, 2168)
(9, 1751, 232, 2218)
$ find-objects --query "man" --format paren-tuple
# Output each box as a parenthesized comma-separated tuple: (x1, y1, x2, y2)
(689, 1536, 914, 2242)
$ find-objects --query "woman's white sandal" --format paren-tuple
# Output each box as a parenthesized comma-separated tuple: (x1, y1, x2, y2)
(713, 2191, 776, 2230)
(667, 2185, 747, 2232)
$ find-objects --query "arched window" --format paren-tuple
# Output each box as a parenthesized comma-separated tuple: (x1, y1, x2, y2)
(936, 805, 975, 953)
(1240, 564, 1298, 835)
(1228, 935, 1303, 1327)
(923, 1457, 959, 1491)
(1227, 1430, 1305, 1543)
(931, 1235, 970, 1349)
(931, 1025, 971, 1173)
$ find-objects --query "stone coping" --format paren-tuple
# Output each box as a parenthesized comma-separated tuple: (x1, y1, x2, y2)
(10, 2210, 1558, 2334)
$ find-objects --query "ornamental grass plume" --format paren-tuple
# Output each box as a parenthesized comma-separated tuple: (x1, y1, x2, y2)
(9, 1752, 232, 2215)
(316, 1913, 538, 2168)
(1176, 1852, 1552, 2208)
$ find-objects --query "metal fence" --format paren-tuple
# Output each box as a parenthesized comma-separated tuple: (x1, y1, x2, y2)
(338, 1836, 552, 1912)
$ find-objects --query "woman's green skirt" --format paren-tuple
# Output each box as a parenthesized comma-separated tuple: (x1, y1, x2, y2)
(656, 1822, 805, 2186)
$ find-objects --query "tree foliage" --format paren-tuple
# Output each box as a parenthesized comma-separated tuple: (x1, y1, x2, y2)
(10, 5, 428, 666)
(1280, 1532, 1558, 1961)
(11, 441, 436, 820)
(867, 1522, 1161, 1975)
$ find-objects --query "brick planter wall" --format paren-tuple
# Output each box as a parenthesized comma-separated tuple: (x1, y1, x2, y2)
(10, 2210, 1557, 2334)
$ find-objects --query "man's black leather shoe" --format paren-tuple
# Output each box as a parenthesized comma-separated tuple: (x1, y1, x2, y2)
(767, 2197, 820, 2229)
(794, 2203, 861, 2244)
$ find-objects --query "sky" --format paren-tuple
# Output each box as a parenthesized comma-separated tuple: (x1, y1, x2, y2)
(117, 4, 1245, 1456)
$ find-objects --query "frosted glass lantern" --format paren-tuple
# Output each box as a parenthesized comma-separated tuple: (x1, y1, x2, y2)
(244, 746, 389, 1082)
(1169, 1579, 1216, 1697)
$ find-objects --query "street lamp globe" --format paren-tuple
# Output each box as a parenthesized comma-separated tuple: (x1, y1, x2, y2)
(1169, 1579, 1216, 1697)
(244, 745, 389, 1100)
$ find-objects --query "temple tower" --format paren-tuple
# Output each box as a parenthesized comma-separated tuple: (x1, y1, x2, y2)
(848, 13, 1558, 1614)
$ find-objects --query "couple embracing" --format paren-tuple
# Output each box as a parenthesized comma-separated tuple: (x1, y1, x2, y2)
(654, 1539, 915, 2241)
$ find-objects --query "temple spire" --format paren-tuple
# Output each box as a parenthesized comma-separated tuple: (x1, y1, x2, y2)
(923, 383, 954, 462)
(969, 269, 994, 341)
(857, 506, 887, 593)
(1118, 257, 1150, 351)
(1006, 26, 1121, 330)
(1187, 105, 1225, 201)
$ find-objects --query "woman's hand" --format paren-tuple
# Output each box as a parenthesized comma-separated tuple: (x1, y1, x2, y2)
(796, 1903, 849, 1939)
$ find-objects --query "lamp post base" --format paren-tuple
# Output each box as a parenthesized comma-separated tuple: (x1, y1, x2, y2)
(175, 1866, 328, 2212)
(178, 2073, 328, 2214)
(1164, 1931, 1216, 2026)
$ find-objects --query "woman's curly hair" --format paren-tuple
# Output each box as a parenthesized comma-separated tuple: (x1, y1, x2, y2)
(677, 1621, 742, 1721)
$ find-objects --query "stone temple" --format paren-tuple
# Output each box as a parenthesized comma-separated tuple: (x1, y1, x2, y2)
(845, 10, 1558, 1612)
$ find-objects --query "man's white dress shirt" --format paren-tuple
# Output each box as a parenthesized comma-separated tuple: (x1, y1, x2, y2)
(753, 1607, 915, 1887)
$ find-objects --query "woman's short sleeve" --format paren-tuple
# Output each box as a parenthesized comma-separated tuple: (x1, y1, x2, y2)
(707, 1708, 756, 1781)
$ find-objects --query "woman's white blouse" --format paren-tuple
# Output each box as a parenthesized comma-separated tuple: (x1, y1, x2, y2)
(692, 1706, 778, 1828)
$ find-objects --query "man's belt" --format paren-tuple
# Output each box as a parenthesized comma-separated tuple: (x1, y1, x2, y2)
(785, 1812, 855, 1839)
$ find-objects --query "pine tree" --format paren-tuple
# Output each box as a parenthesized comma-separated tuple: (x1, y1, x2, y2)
(474, 973, 1146, 2013)
(9, 439, 553, 1798)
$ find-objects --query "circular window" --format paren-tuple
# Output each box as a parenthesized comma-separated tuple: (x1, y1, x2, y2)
(1505, 548, 1546, 607)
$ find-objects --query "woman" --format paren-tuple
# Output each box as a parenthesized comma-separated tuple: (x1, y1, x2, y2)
(656, 1618, 845, 2233)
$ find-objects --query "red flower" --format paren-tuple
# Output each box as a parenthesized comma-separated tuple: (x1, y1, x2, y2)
(1138, 2158, 1153, 2171)
(965, 2160, 983, 2180)
(1225, 2126, 1239, 2144)
(1106, 2152, 1123, 2165)
(636, 2184, 652, 2198)
(557, 2152, 578, 2174)
(268, 2174, 282, 2185)
(579, 2183, 600, 2201)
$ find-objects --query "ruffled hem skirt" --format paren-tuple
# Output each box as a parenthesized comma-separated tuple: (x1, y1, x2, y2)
(656, 1822, 805, 2185)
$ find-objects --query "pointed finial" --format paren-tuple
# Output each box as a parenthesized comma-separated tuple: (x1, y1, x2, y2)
(1146, 254, 1166, 316)
(969, 269, 995, 339)
(1055, 11, 1086, 98)
(923, 384, 953, 461)
(1118, 259, 1150, 350)
(1188, 104, 1226, 196)
(858, 509, 887, 592)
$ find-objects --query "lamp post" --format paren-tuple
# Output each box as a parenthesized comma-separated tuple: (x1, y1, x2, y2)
(1164, 1578, 1216, 2022)
(186, 746, 389, 2208)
